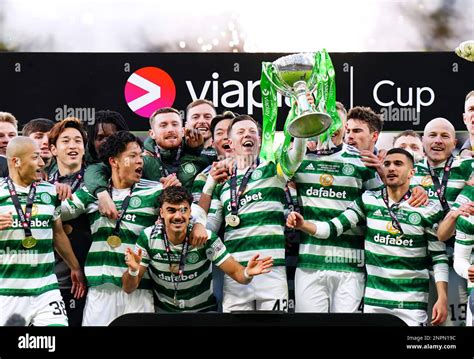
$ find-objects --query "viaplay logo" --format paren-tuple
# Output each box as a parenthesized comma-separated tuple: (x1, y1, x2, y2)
(124, 66, 176, 118)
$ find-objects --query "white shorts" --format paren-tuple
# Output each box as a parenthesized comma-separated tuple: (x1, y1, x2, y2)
(295, 268, 365, 313)
(364, 304, 428, 326)
(0, 289, 68, 326)
(82, 283, 154, 326)
(222, 266, 288, 312)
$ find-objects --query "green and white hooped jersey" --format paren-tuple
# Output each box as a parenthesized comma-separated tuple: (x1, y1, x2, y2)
(136, 227, 230, 312)
(61, 179, 163, 289)
(0, 180, 61, 296)
(412, 157, 473, 208)
(294, 144, 383, 273)
(208, 160, 287, 266)
(315, 190, 449, 311)
(191, 165, 211, 204)
(453, 186, 474, 295)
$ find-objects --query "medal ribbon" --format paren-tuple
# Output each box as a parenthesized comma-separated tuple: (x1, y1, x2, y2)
(381, 187, 412, 236)
(161, 224, 190, 305)
(6, 177, 37, 239)
(154, 145, 182, 177)
(229, 158, 260, 216)
(49, 167, 85, 193)
(427, 156, 454, 214)
(108, 182, 135, 237)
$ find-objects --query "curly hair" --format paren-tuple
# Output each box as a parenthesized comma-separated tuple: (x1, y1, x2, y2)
(158, 186, 193, 208)
(347, 106, 383, 133)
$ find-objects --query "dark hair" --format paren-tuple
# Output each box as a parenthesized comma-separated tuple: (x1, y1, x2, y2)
(210, 111, 237, 139)
(22, 118, 55, 136)
(227, 114, 262, 136)
(49, 117, 88, 147)
(149, 107, 181, 127)
(87, 110, 129, 162)
(347, 106, 383, 133)
(392, 130, 422, 146)
(385, 147, 414, 167)
(158, 186, 194, 208)
(98, 131, 142, 165)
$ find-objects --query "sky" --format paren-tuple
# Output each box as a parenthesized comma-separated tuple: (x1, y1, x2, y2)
(1, 0, 472, 52)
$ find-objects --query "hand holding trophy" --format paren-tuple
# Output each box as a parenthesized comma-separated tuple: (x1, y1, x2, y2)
(260, 49, 341, 174)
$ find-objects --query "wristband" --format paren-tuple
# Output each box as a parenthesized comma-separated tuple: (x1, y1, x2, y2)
(128, 268, 139, 277)
(244, 267, 253, 281)
(202, 176, 217, 196)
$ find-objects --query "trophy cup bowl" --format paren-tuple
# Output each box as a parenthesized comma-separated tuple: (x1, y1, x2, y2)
(272, 53, 332, 138)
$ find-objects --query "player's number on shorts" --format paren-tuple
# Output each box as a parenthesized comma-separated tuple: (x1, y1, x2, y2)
(49, 301, 67, 316)
(272, 299, 288, 311)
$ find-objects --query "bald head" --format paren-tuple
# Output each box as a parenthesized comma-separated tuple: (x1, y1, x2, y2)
(424, 117, 456, 138)
(423, 117, 457, 166)
(6, 136, 38, 159)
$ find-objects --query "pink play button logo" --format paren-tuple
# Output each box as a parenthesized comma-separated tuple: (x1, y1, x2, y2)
(124, 66, 176, 118)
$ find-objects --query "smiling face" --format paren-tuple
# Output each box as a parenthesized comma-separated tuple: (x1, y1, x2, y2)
(50, 127, 85, 170)
(149, 112, 183, 150)
(383, 152, 415, 189)
(160, 200, 191, 239)
(186, 103, 216, 142)
(423, 118, 456, 166)
(463, 94, 474, 137)
(109, 141, 144, 185)
(212, 118, 233, 158)
(228, 119, 260, 157)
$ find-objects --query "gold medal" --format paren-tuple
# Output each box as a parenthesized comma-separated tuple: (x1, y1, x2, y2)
(22, 236, 37, 249)
(107, 235, 122, 248)
(226, 214, 240, 227)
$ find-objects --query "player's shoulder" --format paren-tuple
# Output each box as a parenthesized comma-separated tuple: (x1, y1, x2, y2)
(135, 179, 163, 191)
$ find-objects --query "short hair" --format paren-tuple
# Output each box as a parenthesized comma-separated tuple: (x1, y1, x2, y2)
(466, 90, 474, 102)
(158, 186, 194, 208)
(87, 109, 129, 162)
(149, 107, 181, 127)
(336, 101, 347, 118)
(186, 99, 215, 114)
(98, 131, 143, 165)
(49, 117, 88, 147)
(392, 130, 422, 146)
(385, 147, 414, 167)
(210, 111, 237, 139)
(0, 112, 18, 130)
(227, 114, 262, 136)
(347, 106, 383, 133)
(22, 118, 55, 137)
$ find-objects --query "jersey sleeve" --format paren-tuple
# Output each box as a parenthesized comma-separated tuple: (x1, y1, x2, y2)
(424, 202, 449, 282)
(60, 187, 93, 221)
(312, 195, 366, 239)
(135, 228, 151, 268)
(205, 232, 230, 266)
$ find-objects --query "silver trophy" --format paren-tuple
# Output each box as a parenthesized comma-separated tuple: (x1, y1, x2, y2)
(270, 53, 332, 138)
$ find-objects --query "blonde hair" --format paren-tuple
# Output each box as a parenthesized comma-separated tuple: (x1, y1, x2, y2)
(0, 112, 18, 130)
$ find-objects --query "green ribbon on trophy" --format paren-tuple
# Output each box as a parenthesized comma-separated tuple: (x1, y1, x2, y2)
(260, 49, 341, 175)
